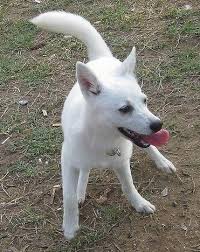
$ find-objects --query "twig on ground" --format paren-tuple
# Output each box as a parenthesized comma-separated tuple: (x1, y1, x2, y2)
(141, 176, 155, 193)
(0, 171, 9, 181)
(113, 243, 123, 252)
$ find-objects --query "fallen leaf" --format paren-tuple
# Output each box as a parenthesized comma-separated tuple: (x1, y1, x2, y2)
(161, 187, 168, 197)
(42, 109, 48, 117)
(51, 184, 61, 204)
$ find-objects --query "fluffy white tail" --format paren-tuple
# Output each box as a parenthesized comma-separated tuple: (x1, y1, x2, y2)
(31, 11, 112, 61)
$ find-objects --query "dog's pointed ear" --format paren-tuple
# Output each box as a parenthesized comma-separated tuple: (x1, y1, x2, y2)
(119, 46, 136, 75)
(76, 62, 101, 96)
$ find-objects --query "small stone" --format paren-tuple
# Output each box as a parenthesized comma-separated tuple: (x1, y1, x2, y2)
(181, 223, 187, 231)
(183, 4, 192, 10)
(127, 232, 132, 238)
(42, 109, 48, 117)
(19, 99, 28, 106)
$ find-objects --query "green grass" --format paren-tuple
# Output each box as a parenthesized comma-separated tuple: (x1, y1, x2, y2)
(21, 126, 63, 159)
(13, 206, 45, 226)
(8, 161, 37, 177)
(1, 21, 38, 53)
(0, 54, 52, 87)
(168, 20, 200, 37)
(165, 8, 200, 37)
(0, 19, 52, 87)
(100, 204, 124, 224)
(67, 228, 104, 252)
(138, 47, 200, 88)
(61, 204, 124, 251)
(31, 0, 74, 13)
(96, 3, 140, 31)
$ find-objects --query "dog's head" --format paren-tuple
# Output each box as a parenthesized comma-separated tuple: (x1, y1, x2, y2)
(76, 47, 164, 148)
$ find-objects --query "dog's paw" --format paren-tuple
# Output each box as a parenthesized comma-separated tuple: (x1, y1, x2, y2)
(63, 224, 79, 240)
(155, 157, 176, 174)
(134, 198, 156, 214)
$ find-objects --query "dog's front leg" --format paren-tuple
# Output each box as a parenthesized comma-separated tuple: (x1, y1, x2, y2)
(144, 145, 176, 173)
(61, 144, 79, 240)
(114, 161, 155, 213)
(77, 169, 90, 204)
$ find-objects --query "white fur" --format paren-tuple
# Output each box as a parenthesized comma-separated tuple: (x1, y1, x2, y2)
(31, 11, 176, 240)
(31, 11, 112, 60)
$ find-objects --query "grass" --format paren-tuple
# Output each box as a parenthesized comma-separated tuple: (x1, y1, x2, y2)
(1, 21, 38, 53)
(100, 204, 124, 224)
(138, 46, 200, 88)
(67, 229, 105, 252)
(13, 206, 45, 226)
(165, 8, 200, 37)
(96, 3, 140, 31)
(22, 126, 62, 158)
(0, 55, 52, 87)
(66, 204, 125, 251)
(8, 161, 37, 177)
(8, 126, 63, 160)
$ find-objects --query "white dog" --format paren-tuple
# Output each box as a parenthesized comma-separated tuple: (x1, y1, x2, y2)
(31, 12, 176, 239)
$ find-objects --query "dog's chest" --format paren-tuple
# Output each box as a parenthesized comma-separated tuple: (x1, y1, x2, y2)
(74, 136, 133, 169)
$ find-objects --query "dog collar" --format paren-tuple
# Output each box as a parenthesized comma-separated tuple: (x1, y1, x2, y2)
(106, 147, 121, 157)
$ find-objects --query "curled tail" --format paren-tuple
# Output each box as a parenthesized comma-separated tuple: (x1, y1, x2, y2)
(31, 11, 112, 61)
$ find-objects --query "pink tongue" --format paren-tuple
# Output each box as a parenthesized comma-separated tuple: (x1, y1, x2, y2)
(143, 129, 170, 147)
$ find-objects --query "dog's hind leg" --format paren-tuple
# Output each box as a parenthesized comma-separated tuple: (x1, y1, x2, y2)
(114, 161, 155, 214)
(77, 169, 90, 204)
(61, 143, 80, 240)
(144, 145, 176, 173)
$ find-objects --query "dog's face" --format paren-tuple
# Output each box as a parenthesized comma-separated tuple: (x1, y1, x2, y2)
(76, 48, 162, 148)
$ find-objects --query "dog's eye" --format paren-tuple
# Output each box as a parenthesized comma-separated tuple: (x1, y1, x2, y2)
(143, 98, 147, 104)
(119, 105, 133, 114)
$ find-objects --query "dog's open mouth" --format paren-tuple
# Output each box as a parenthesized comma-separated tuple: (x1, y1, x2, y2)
(118, 127, 170, 148)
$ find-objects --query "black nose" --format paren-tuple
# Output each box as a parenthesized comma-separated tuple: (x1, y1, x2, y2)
(150, 120, 163, 132)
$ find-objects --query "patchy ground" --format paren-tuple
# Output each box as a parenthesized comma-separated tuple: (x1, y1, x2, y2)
(0, 0, 200, 251)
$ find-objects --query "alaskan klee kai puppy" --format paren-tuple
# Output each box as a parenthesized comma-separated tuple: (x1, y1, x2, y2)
(31, 12, 176, 239)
